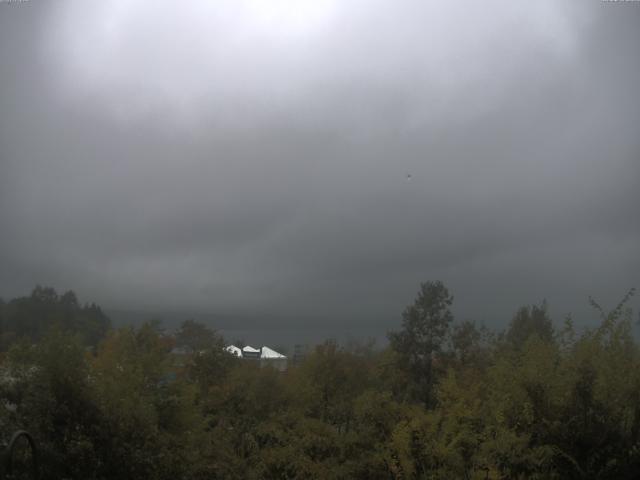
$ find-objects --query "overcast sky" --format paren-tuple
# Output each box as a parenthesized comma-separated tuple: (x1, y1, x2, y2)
(1, 0, 638, 335)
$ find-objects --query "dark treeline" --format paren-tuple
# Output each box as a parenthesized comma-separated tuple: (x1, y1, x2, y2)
(0, 283, 638, 479)
(0, 286, 110, 349)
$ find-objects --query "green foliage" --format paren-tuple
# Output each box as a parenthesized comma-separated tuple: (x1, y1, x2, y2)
(505, 301, 554, 349)
(0, 286, 110, 349)
(388, 281, 454, 407)
(0, 283, 638, 479)
(175, 319, 217, 353)
(1, 331, 102, 478)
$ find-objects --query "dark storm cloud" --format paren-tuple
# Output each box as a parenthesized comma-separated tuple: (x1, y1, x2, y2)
(1, 0, 638, 333)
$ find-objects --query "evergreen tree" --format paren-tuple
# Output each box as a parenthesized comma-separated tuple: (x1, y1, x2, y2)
(388, 281, 454, 408)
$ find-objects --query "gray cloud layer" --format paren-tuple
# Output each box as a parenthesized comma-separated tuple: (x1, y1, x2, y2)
(1, 1, 639, 334)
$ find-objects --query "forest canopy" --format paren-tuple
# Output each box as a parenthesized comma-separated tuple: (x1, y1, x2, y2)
(0, 286, 110, 349)
(0, 283, 638, 479)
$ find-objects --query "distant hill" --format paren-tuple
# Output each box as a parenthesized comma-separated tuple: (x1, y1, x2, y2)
(104, 308, 389, 350)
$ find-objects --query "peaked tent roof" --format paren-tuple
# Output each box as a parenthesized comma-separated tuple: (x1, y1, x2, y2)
(261, 346, 286, 359)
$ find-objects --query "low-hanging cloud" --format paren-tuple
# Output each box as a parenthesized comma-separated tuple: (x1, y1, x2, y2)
(1, 0, 638, 334)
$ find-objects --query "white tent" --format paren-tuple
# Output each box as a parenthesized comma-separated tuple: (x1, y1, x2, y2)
(260, 346, 286, 359)
(225, 345, 243, 357)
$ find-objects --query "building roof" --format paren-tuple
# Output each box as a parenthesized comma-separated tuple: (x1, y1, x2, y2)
(223, 345, 287, 361)
(225, 345, 243, 357)
(261, 346, 286, 359)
